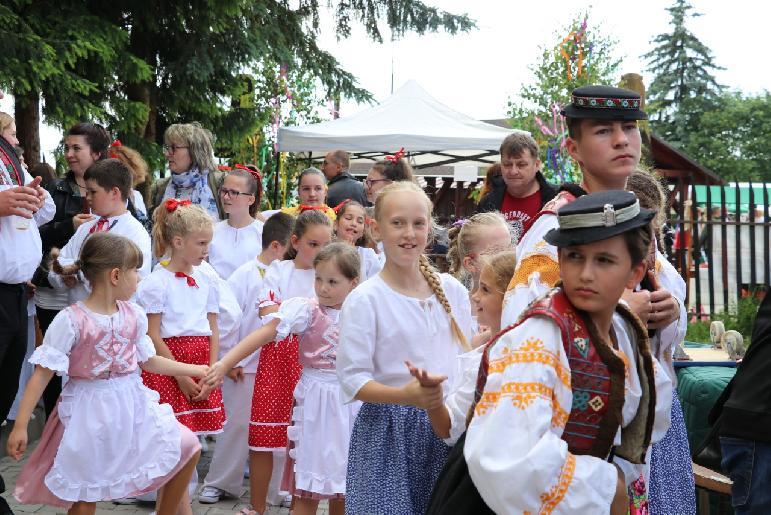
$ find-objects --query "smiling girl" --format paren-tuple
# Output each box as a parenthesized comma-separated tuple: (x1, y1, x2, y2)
(333, 200, 381, 280)
(280, 167, 337, 221)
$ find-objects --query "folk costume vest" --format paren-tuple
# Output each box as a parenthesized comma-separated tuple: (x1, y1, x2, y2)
(426, 288, 656, 514)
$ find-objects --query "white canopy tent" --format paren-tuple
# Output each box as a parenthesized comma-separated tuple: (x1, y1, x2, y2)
(277, 80, 527, 170)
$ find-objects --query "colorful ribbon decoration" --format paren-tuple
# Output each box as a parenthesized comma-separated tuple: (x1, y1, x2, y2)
(298, 204, 328, 213)
(332, 198, 351, 214)
(108, 139, 122, 159)
(559, 16, 588, 82)
(385, 147, 406, 162)
(174, 271, 198, 288)
(235, 163, 262, 182)
(165, 198, 192, 212)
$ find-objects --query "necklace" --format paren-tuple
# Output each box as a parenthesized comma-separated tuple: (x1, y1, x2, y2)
(74, 179, 86, 189)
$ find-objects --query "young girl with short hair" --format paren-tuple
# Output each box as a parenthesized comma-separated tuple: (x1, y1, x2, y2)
(208, 168, 266, 279)
(205, 242, 363, 515)
(337, 181, 473, 515)
(138, 199, 226, 435)
(247, 209, 333, 514)
(8, 233, 204, 514)
(333, 200, 381, 281)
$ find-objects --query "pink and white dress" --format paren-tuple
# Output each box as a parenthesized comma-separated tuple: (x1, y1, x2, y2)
(13, 301, 200, 506)
(266, 297, 361, 499)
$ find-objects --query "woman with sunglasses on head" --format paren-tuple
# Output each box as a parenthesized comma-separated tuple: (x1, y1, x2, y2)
(150, 122, 226, 221)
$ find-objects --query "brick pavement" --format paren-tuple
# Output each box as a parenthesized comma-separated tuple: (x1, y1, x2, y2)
(0, 432, 329, 515)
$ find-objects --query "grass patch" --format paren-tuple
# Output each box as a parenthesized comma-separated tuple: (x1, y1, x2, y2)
(685, 294, 761, 345)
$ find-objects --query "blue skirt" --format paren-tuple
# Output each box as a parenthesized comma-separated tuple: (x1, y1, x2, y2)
(649, 390, 696, 514)
(345, 403, 450, 515)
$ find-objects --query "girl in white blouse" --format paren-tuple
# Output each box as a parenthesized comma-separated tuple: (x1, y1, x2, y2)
(333, 200, 382, 281)
(208, 167, 266, 279)
(336, 182, 472, 515)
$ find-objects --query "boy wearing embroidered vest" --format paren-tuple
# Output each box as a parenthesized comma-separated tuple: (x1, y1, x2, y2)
(501, 86, 679, 336)
(422, 191, 673, 514)
(49, 159, 151, 304)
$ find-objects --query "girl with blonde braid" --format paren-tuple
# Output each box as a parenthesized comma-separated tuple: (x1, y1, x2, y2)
(337, 181, 473, 515)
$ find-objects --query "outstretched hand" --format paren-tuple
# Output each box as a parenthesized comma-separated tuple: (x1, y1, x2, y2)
(405, 360, 447, 387)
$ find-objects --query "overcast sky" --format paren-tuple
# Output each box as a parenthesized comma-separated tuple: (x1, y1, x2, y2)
(4, 0, 767, 164)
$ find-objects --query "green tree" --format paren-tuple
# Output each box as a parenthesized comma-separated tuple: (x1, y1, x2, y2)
(643, 0, 723, 146)
(507, 13, 621, 182)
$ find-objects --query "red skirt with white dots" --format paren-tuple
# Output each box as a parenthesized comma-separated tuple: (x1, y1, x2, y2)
(248, 334, 302, 450)
(142, 335, 226, 435)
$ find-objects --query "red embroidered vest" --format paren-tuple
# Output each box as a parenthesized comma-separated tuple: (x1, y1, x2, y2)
(471, 288, 654, 462)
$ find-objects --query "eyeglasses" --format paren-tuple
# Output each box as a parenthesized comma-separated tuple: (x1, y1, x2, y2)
(365, 178, 391, 189)
(162, 144, 189, 154)
(220, 187, 253, 198)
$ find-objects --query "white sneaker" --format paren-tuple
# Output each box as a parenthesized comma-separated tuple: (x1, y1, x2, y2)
(198, 486, 223, 504)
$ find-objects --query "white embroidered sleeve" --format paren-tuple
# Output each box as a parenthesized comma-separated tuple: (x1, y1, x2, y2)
(464, 318, 618, 514)
(444, 345, 484, 445)
(263, 297, 313, 342)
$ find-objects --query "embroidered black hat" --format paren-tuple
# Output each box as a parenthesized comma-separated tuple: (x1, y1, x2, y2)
(544, 190, 655, 247)
(561, 85, 647, 121)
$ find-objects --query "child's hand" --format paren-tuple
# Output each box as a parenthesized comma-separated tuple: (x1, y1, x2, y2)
(176, 376, 201, 401)
(405, 361, 447, 387)
(610, 464, 630, 515)
(204, 361, 226, 388)
(6, 426, 28, 461)
(402, 379, 445, 411)
(62, 274, 78, 288)
(471, 327, 492, 349)
(192, 382, 213, 402)
(226, 366, 244, 382)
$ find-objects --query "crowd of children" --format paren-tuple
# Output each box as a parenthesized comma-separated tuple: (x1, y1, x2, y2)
(3, 85, 697, 515)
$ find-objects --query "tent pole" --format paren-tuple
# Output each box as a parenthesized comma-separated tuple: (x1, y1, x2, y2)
(273, 151, 282, 207)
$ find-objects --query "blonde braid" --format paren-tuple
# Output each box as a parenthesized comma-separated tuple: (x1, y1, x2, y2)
(419, 254, 470, 351)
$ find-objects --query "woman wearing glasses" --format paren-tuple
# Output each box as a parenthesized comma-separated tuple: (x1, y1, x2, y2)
(364, 155, 414, 205)
(150, 122, 225, 220)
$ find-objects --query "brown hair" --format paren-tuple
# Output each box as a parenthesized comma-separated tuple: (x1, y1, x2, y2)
(226, 168, 262, 217)
(30, 162, 56, 187)
(109, 145, 149, 187)
(67, 122, 111, 158)
(480, 250, 517, 294)
(335, 200, 376, 249)
(0, 112, 13, 134)
(151, 200, 213, 258)
(327, 150, 350, 170)
(479, 162, 501, 200)
(370, 158, 414, 183)
(84, 158, 133, 201)
(500, 132, 539, 160)
(375, 181, 469, 350)
(164, 122, 216, 172)
(284, 209, 332, 260)
(261, 211, 294, 249)
(626, 169, 666, 233)
(447, 211, 510, 280)
(51, 232, 143, 284)
(314, 241, 361, 281)
(624, 224, 653, 265)
(566, 117, 583, 140)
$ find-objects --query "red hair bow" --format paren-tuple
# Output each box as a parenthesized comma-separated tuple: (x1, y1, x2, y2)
(298, 204, 327, 213)
(235, 163, 262, 182)
(165, 198, 192, 212)
(108, 139, 122, 158)
(174, 271, 198, 288)
(332, 199, 351, 214)
(385, 147, 406, 162)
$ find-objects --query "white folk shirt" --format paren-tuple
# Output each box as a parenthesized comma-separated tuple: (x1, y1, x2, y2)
(198, 260, 242, 357)
(258, 259, 316, 309)
(208, 219, 264, 279)
(136, 266, 219, 338)
(336, 273, 473, 404)
(48, 212, 151, 304)
(0, 169, 55, 284)
(463, 313, 673, 515)
(357, 246, 383, 281)
(227, 258, 270, 372)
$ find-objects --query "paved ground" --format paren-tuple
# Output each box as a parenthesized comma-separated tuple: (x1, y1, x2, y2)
(0, 413, 327, 514)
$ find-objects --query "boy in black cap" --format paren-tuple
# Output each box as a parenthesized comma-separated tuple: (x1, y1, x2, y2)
(421, 191, 668, 514)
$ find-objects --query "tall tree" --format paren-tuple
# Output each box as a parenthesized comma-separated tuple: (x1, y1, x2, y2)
(643, 0, 723, 146)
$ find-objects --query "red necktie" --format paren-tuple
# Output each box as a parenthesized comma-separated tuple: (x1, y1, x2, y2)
(174, 271, 198, 288)
(88, 218, 110, 234)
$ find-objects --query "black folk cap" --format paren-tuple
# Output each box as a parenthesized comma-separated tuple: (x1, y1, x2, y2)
(561, 85, 647, 121)
(544, 190, 655, 247)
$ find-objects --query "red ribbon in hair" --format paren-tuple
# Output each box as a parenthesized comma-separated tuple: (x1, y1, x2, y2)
(235, 163, 262, 182)
(385, 147, 406, 162)
(217, 165, 232, 172)
(165, 198, 192, 212)
(108, 139, 122, 159)
(174, 271, 198, 288)
(332, 199, 351, 214)
(298, 204, 328, 213)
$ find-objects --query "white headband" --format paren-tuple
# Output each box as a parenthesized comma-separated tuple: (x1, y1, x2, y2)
(558, 199, 640, 229)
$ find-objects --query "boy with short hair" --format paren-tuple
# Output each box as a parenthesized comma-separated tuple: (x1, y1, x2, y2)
(477, 132, 557, 240)
(49, 159, 151, 304)
(199, 212, 293, 503)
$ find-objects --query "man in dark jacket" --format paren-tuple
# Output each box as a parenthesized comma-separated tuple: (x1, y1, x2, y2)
(717, 291, 771, 513)
(477, 133, 557, 241)
(322, 150, 367, 208)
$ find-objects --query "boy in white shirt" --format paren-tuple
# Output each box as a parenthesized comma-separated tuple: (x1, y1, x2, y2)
(49, 159, 151, 303)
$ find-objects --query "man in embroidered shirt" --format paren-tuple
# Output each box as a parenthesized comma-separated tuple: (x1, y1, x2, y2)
(477, 132, 558, 242)
(322, 150, 368, 209)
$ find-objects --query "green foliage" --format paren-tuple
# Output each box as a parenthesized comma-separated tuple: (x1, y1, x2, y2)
(507, 12, 620, 183)
(685, 294, 761, 344)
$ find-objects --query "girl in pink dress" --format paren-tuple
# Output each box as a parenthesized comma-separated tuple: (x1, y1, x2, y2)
(6, 233, 204, 515)
(205, 242, 360, 515)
